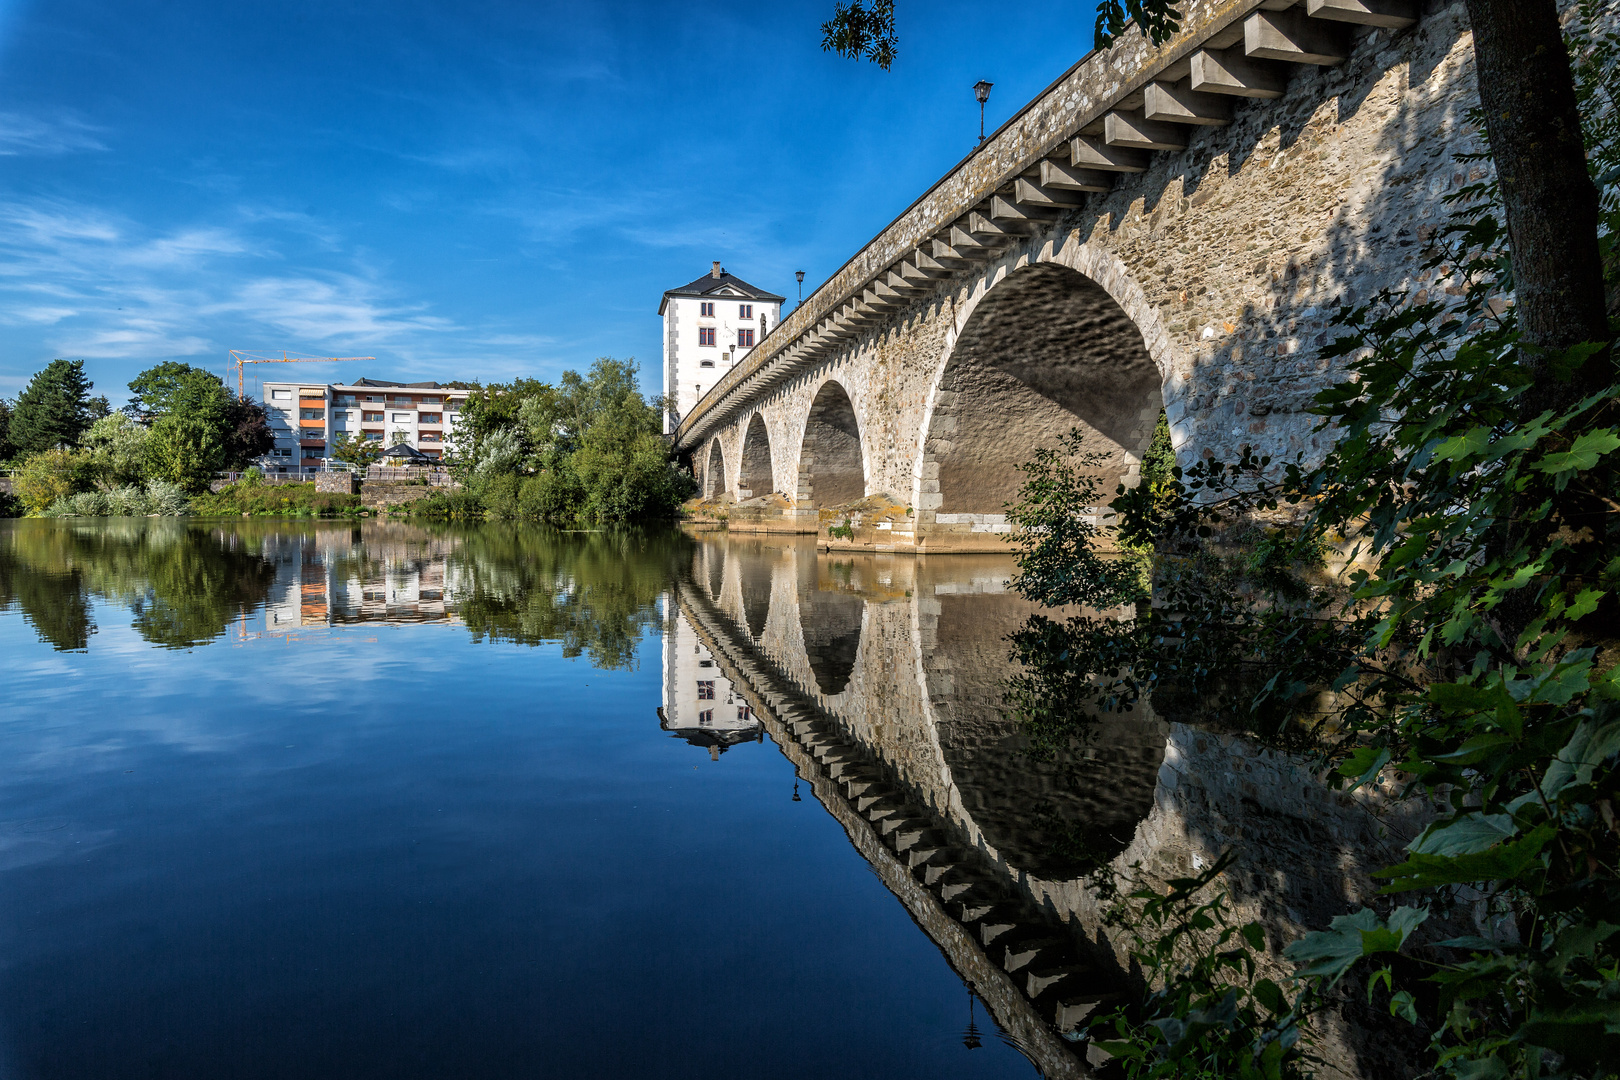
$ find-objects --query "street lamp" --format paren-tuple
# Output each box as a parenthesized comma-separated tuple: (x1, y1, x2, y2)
(795, 270, 806, 308)
(973, 80, 994, 145)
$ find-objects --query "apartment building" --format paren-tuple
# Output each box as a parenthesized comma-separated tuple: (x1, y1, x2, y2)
(260, 378, 471, 467)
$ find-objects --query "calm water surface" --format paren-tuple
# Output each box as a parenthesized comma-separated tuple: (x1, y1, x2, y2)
(0, 519, 1133, 1080)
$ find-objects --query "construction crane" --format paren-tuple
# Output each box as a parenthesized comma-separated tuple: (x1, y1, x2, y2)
(229, 351, 375, 399)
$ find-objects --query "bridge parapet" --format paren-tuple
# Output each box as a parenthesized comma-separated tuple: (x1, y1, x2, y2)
(675, 0, 1412, 453)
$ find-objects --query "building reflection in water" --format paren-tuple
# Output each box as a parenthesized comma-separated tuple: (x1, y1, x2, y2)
(241, 526, 464, 637)
(659, 604, 763, 760)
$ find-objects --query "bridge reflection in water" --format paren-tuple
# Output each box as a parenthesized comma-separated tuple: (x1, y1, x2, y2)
(668, 534, 1414, 1079)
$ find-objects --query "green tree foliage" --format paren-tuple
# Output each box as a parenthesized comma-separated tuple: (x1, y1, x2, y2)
(145, 414, 226, 493)
(437, 357, 693, 523)
(80, 413, 151, 491)
(9, 359, 101, 455)
(820, 0, 896, 69)
(331, 431, 386, 469)
(126, 362, 273, 475)
(0, 397, 15, 463)
(13, 448, 91, 514)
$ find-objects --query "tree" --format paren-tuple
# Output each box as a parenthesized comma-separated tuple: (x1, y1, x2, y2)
(331, 432, 385, 469)
(13, 448, 89, 514)
(221, 396, 274, 467)
(80, 413, 151, 491)
(145, 414, 224, 493)
(10, 359, 99, 455)
(126, 362, 271, 471)
(0, 397, 14, 462)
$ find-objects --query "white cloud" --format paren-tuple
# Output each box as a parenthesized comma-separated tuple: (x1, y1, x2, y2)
(0, 111, 107, 156)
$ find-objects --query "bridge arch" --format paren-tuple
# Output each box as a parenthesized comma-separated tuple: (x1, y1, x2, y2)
(703, 438, 728, 500)
(737, 413, 775, 499)
(796, 380, 866, 509)
(915, 249, 1173, 531)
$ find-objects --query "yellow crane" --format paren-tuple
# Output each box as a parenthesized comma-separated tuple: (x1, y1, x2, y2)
(229, 351, 375, 399)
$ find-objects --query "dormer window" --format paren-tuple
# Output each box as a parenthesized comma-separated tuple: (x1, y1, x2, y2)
(700, 302, 715, 317)
(739, 304, 753, 319)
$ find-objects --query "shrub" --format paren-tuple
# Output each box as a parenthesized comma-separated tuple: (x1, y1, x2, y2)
(14, 448, 90, 514)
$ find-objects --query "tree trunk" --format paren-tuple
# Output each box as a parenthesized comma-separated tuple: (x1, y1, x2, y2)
(1464, 0, 1611, 403)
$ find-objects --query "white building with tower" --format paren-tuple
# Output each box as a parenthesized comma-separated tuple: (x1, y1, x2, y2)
(659, 262, 784, 434)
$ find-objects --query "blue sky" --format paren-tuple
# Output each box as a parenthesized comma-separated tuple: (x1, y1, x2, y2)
(0, 0, 1099, 406)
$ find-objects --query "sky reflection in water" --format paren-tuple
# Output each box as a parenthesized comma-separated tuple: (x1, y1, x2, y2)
(0, 519, 1044, 1080)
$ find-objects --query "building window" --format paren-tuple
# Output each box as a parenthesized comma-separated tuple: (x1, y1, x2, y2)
(698, 710, 713, 726)
(363, 412, 384, 422)
(391, 412, 412, 423)
(300, 408, 324, 420)
(419, 413, 442, 425)
(738, 329, 755, 348)
(700, 302, 714, 317)
(697, 681, 715, 700)
(738, 705, 753, 722)
(364, 431, 383, 441)
(271, 389, 291, 401)
(302, 448, 324, 459)
(739, 304, 752, 319)
(336, 394, 355, 404)
(698, 327, 716, 347)
(700, 360, 715, 368)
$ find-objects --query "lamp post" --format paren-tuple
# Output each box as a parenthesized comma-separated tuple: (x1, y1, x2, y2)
(795, 270, 806, 309)
(973, 80, 994, 145)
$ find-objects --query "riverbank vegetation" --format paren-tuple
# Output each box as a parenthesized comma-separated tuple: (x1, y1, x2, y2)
(404, 357, 693, 524)
(1001, 8, 1620, 1078)
(2, 361, 273, 518)
(189, 474, 362, 518)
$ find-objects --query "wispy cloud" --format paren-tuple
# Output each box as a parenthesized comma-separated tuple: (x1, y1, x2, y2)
(0, 195, 464, 374)
(0, 111, 107, 156)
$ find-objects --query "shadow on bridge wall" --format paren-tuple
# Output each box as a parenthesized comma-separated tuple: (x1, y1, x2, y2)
(672, 533, 1436, 1079)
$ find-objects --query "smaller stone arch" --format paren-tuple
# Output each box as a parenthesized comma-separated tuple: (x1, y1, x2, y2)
(797, 381, 865, 509)
(703, 438, 728, 500)
(737, 413, 775, 499)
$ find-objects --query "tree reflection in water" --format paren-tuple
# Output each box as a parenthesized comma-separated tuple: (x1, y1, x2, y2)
(0, 519, 277, 650)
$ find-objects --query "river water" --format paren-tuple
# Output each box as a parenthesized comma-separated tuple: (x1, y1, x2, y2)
(0, 519, 1405, 1079)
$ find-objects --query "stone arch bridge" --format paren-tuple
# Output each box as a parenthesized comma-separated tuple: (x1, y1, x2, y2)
(675, 0, 1481, 551)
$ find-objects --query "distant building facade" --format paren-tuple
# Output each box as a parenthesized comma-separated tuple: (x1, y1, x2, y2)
(659, 262, 784, 434)
(259, 378, 471, 468)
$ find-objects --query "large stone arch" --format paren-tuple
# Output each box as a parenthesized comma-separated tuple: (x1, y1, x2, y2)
(916, 258, 1166, 534)
(737, 413, 775, 499)
(796, 380, 866, 510)
(703, 438, 728, 500)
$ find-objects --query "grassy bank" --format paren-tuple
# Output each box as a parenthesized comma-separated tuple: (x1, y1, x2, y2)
(191, 480, 362, 518)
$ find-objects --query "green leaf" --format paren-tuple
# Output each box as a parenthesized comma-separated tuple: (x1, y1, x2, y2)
(1408, 813, 1517, 857)
(1252, 978, 1287, 1016)
(1534, 428, 1620, 475)
(1434, 426, 1490, 463)
(1541, 714, 1620, 799)
(1283, 906, 1428, 984)
(1377, 823, 1555, 891)
(1338, 746, 1391, 788)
